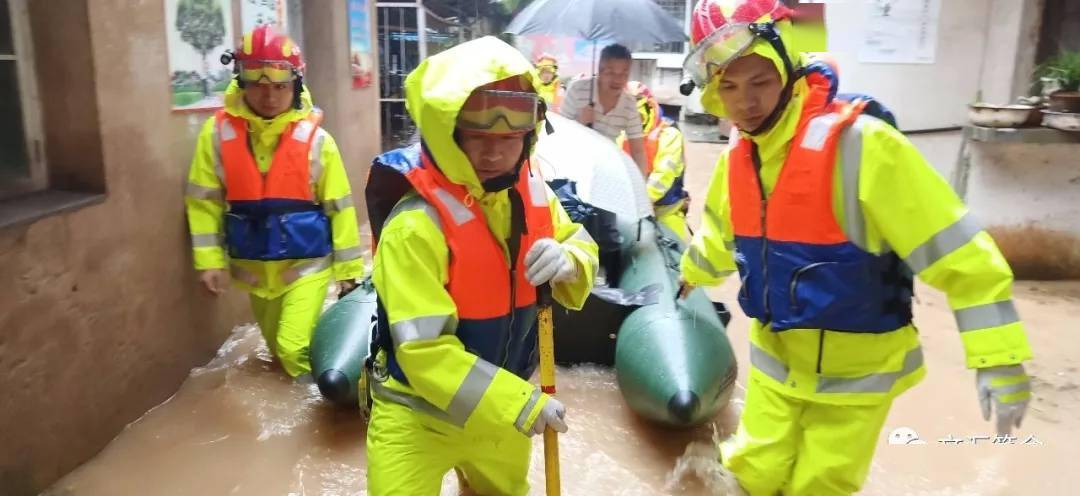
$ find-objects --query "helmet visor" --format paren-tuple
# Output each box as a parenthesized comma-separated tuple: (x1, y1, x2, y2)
(238, 60, 298, 84)
(457, 90, 540, 133)
(683, 23, 756, 87)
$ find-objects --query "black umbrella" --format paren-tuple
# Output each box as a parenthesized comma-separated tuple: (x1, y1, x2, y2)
(505, 0, 688, 105)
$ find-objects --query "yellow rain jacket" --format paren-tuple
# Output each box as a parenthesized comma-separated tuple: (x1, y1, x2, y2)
(618, 117, 690, 238)
(535, 76, 563, 111)
(370, 36, 598, 436)
(681, 41, 1032, 406)
(184, 82, 365, 299)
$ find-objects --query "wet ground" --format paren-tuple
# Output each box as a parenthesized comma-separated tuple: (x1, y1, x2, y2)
(43, 140, 1079, 495)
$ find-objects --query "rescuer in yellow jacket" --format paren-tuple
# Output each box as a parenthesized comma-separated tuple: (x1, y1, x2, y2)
(184, 26, 364, 379)
(534, 53, 564, 112)
(679, 1, 1033, 494)
(618, 80, 691, 241)
(364, 36, 598, 495)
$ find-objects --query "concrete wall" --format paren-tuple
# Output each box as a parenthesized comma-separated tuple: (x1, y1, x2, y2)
(826, 0, 1043, 130)
(966, 141, 1080, 279)
(301, 0, 382, 231)
(0, 1, 379, 494)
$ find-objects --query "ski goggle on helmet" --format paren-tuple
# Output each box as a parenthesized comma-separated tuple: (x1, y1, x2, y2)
(457, 87, 541, 134)
(683, 0, 791, 87)
(237, 60, 299, 84)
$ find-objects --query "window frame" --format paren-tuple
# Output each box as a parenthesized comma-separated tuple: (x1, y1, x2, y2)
(1, 0, 47, 198)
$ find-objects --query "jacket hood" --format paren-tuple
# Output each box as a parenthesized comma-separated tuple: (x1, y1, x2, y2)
(404, 36, 539, 199)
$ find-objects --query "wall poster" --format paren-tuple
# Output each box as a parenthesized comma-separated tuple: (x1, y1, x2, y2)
(166, 0, 235, 111)
(241, 0, 287, 32)
(348, 0, 374, 88)
(859, 0, 941, 64)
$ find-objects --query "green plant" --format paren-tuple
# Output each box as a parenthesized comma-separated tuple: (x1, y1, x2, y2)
(1035, 50, 1080, 93)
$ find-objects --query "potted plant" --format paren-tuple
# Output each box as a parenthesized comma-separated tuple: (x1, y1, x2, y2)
(1035, 50, 1080, 113)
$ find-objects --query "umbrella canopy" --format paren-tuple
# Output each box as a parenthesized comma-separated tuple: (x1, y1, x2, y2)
(505, 0, 687, 44)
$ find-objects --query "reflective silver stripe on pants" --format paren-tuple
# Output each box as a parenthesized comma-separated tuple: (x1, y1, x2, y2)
(688, 244, 725, 278)
(230, 265, 260, 286)
(281, 255, 332, 284)
(309, 130, 327, 195)
(444, 359, 498, 426)
(323, 194, 355, 214)
(839, 116, 872, 251)
(817, 346, 924, 394)
(191, 233, 224, 249)
(904, 212, 982, 273)
(515, 388, 544, 434)
(334, 245, 365, 262)
(186, 182, 224, 201)
(993, 380, 1031, 396)
(432, 188, 475, 226)
(750, 344, 790, 383)
(390, 315, 452, 344)
(955, 300, 1020, 332)
(647, 177, 667, 192)
(371, 381, 461, 427)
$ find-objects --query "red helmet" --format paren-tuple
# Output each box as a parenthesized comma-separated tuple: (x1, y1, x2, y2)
(627, 81, 661, 133)
(626, 81, 654, 101)
(685, 0, 793, 86)
(535, 53, 558, 68)
(232, 25, 304, 83)
(690, 0, 791, 45)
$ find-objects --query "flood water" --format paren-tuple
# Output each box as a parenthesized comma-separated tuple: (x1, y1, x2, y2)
(41, 318, 741, 496)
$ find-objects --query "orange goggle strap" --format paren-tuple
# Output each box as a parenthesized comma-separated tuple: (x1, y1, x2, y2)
(237, 60, 299, 83)
(457, 90, 540, 133)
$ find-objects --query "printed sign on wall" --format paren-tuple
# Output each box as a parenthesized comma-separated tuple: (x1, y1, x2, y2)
(349, 0, 374, 88)
(165, 0, 235, 111)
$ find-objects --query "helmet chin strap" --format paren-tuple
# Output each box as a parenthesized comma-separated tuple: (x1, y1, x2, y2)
(745, 22, 804, 137)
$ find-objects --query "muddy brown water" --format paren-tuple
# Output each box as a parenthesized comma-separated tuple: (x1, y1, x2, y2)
(42, 279, 1079, 495)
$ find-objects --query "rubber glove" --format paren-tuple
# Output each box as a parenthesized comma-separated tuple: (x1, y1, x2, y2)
(976, 364, 1032, 436)
(524, 238, 576, 286)
(527, 395, 568, 436)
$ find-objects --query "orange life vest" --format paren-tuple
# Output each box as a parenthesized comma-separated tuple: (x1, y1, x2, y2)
(368, 144, 555, 381)
(728, 74, 912, 332)
(215, 109, 332, 261)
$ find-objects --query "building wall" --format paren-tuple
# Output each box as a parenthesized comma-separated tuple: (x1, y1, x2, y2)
(0, 1, 379, 494)
(966, 142, 1080, 279)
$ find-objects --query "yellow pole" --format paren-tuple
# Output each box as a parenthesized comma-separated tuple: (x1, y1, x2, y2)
(538, 284, 560, 496)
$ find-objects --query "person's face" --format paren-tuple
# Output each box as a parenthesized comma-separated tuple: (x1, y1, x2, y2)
(598, 59, 631, 92)
(538, 67, 556, 84)
(243, 81, 295, 118)
(716, 54, 783, 132)
(457, 130, 527, 182)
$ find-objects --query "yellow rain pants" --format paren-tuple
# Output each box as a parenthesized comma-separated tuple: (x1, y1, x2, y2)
(721, 380, 892, 496)
(248, 273, 331, 377)
(366, 394, 533, 495)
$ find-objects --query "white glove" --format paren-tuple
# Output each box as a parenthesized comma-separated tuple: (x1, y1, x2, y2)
(527, 396, 568, 436)
(976, 364, 1032, 436)
(524, 238, 577, 286)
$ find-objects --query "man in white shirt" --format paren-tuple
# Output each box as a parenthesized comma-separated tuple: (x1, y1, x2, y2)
(559, 44, 649, 174)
